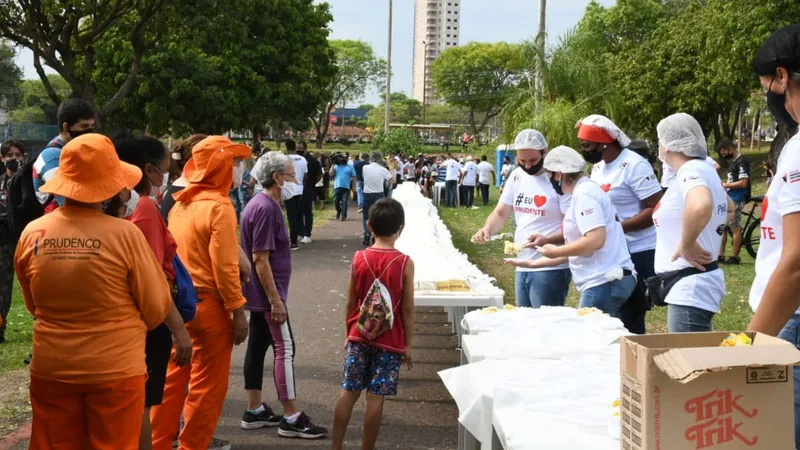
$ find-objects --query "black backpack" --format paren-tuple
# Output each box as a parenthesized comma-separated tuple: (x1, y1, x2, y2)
(6, 160, 45, 242)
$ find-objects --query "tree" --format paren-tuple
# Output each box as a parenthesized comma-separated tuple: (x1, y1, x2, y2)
(0, 0, 169, 125)
(9, 76, 71, 124)
(95, 0, 335, 136)
(311, 39, 386, 148)
(0, 42, 22, 112)
(366, 92, 423, 130)
(431, 42, 524, 135)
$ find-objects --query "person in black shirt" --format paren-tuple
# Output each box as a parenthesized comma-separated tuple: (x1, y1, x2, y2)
(718, 139, 750, 264)
(353, 153, 369, 213)
(0, 139, 25, 342)
(300, 141, 322, 244)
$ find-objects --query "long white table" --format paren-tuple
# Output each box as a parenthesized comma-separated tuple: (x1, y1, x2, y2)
(414, 293, 503, 344)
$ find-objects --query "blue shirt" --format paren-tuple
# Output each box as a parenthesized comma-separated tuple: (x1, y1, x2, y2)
(33, 136, 65, 206)
(333, 164, 355, 189)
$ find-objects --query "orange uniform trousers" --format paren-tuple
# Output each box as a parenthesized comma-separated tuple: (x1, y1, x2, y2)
(150, 299, 234, 450)
(29, 374, 146, 450)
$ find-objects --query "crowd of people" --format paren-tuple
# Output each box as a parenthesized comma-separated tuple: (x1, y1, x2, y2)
(3, 22, 800, 450)
(0, 95, 419, 449)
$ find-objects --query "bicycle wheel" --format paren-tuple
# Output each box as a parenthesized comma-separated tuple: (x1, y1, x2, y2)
(744, 218, 761, 259)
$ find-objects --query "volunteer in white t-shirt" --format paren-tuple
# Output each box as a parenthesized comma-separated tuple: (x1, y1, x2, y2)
(576, 114, 662, 334)
(459, 156, 478, 208)
(660, 156, 719, 189)
(361, 151, 394, 246)
(749, 27, 800, 449)
(476, 155, 495, 206)
(444, 154, 460, 208)
(472, 129, 572, 308)
(286, 139, 309, 250)
(652, 113, 731, 332)
(515, 146, 636, 316)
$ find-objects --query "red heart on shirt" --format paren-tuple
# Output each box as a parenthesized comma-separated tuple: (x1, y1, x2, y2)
(601, 183, 612, 192)
(762, 196, 769, 217)
(534, 195, 547, 207)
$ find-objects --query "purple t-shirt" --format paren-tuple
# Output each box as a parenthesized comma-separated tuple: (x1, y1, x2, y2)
(240, 193, 292, 311)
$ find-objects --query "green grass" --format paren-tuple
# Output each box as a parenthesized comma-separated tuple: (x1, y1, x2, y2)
(0, 283, 33, 373)
(439, 150, 769, 334)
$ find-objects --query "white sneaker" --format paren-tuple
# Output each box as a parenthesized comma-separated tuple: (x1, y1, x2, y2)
(300, 236, 312, 244)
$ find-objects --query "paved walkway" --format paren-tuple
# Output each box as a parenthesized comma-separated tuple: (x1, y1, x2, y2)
(216, 215, 460, 449)
(0, 211, 461, 450)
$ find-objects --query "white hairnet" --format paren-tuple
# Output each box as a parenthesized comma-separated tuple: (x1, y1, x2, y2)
(543, 145, 587, 173)
(513, 129, 548, 151)
(577, 114, 632, 148)
(656, 113, 708, 159)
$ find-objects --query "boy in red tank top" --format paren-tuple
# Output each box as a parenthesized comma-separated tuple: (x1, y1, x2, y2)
(332, 198, 415, 450)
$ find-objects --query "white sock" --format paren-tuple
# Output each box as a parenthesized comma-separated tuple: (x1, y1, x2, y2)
(286, 411, 302, 423)
(250, 404, 265, 414)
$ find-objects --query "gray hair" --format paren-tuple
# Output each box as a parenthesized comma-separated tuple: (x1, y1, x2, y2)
(252, 151, 291, 189)
(370, 151, 384, 163)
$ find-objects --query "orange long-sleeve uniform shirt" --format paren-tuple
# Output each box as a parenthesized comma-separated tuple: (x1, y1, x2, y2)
(14, 206, 172, 384)
(168, 199, 246, 312)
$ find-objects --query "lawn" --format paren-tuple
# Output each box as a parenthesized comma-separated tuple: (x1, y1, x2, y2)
(0, 284, 32, 373)
(438, 148, 769, 334)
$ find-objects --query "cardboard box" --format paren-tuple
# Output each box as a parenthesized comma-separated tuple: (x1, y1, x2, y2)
(619, 332, 800, 450)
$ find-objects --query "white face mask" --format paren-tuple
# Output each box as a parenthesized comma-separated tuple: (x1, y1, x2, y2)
(280, 180, 298, 200)
(124, 190, 140, 218)
(149, 167, 169, 197)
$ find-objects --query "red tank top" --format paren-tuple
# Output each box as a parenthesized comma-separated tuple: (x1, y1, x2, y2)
(347, 248, 410, 354)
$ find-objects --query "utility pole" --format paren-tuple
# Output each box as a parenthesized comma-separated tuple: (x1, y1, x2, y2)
(422, 40, 428, 125)
(384, 0, 393, 133)
(535, 0, 546, 111)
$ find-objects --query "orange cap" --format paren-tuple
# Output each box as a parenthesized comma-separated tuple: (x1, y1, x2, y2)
(577, 124, 616, 144)
(40, 134, 141, 203)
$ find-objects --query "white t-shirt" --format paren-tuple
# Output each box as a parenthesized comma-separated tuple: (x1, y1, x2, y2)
(590, 149, 662, 254)
(362, 163, 393, 194)
(661, 157, 718, 188)
(461, 161, 478, 186)
(499, 167, 571, 272)
(445, 159, 460, 181)
(395, 156, 403, 176)
(652, 159, 727, 313)
(563, 178, 634, 292)
(750, 131, 800, 314)
(477, 161, 494, 185)
(290, 154, 308, 196)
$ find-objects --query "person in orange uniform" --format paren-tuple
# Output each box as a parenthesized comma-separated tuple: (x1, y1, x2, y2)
(14, 134, 172, 450)
(151, 136, 251, 450)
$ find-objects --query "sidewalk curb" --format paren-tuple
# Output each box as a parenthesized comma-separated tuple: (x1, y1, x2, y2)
(0, 421, 31, 450)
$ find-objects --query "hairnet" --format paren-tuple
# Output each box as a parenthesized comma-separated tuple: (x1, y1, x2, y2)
(753, 24, 800, 75)
(513, 129, 548, 151)
(576, 115, 631, 148)
(656, 113, 708, 159)
(543, 145, 587, 174)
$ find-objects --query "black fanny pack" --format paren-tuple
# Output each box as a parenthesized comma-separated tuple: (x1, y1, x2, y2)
(645, 262, 719, 307)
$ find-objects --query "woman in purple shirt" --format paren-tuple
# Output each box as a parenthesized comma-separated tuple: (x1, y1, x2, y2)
(239, 151, 328, 439)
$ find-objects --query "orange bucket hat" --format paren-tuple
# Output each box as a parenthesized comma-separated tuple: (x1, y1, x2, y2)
(40, 133, 141, 203)
(173, 136, 251, 203)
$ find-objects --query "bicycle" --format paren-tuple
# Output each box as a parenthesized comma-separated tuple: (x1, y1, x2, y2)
(727, 196, 762, 259)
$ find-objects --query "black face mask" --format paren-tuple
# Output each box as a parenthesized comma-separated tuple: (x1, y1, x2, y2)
(767, 91, 798, 129)
(720, 152, 733, 160)
(549, 175, 564, 196)
(581, 149, 604, 164)
(68, 127, 95, 139)
(5, 159, 19, 172)
(521, 157, 544, 176)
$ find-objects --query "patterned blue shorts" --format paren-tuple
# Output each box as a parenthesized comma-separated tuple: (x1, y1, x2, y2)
(341, 341, 403, 396)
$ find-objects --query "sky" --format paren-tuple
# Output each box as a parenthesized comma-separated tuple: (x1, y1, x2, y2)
(13, 0, 615, 105)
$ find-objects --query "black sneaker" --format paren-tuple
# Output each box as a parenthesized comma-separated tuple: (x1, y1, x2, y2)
(278, 412, 328, 439)
(291, 244, 299, 251)
(725, 256, 741, 265)
(241, 403, 283, 430)
(207, 437, 231, 450)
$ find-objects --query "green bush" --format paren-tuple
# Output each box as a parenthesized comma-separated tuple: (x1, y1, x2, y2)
(372, 128, 423, 156)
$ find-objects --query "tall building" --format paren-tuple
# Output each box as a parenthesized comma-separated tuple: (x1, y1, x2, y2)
(412, 0, 461, 106)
